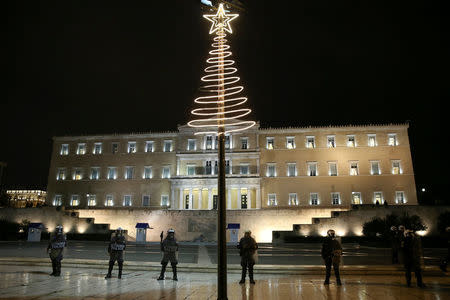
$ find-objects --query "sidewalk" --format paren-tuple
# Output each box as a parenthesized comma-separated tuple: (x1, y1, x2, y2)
(0, 264, 449, 299)
(0, 256, 446, 276)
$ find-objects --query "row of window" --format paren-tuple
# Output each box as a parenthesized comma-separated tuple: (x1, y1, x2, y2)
(265, 133, 398, 150)
(59, 133, 399, 155)
(267, 191, 407, 206)
(266, 160, 403, 177)
(52, 194, 170, 207)
(55, 159, 403, 181)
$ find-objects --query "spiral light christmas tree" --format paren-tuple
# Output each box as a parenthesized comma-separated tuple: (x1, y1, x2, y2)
(188, 4, 254, 299)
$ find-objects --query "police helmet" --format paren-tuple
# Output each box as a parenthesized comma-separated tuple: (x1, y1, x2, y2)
(390, 226, 397, 231)
(398, 225, 405, 231)
(327, 229, 335, 237)
(55, 225, 63, 233)
(168, 228, 175, 234)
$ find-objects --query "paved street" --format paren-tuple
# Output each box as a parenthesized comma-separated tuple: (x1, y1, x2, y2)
(0, 241, 446, 266)
(0, 264, 449, 299)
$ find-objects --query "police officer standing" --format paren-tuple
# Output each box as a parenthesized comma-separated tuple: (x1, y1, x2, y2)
(47, 225, 67, 276)
(157, 228, 178, 281)
(390, 226, 401, 264)
(237, 230, 258, 284)
(403, 230, 426, 287)
(439, 226, 450, 272)
(105, 227, 126, 279)
(321, 229, 342, 285)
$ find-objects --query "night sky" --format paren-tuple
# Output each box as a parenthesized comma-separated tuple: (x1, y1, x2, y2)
(4, 1, 449, 204)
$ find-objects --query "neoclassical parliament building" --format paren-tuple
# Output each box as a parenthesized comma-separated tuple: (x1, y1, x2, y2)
(46, 122, 417, 212)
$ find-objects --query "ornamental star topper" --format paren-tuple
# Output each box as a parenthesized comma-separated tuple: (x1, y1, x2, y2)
(203, 3, 239, 34)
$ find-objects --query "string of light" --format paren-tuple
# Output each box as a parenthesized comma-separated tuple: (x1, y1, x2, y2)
(188, 4, 255, 135)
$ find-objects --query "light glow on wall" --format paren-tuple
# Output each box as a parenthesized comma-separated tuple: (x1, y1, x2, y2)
(188, 3, 255, 135)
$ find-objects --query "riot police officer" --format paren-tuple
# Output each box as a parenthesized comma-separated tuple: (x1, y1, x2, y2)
(47, 225, 67, 276)
(157, 228, 178, 281)
(105, 227, 126, 279)
(321, 229, 342, 285)
(237, 230, 258, 284)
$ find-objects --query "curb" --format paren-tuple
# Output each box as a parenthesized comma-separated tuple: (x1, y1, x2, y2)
(0, 258, 446, 276)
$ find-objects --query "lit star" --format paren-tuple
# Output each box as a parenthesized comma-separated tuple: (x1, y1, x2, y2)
(203, 3, 239, 34)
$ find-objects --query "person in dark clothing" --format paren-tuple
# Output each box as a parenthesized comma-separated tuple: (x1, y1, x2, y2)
(158, 228, 179, 281)
(47, 225, 67, 276)
(439, 227, 450, 272)
(105, 227, 126, 279)
(237, 230, 258, 284)
(321, 229, 342, 285)
(402, 230, 425, 287)
(390, 226, 401, 264)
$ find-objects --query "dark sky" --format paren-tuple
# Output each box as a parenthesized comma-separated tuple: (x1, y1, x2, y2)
(4, 1, 449, 204)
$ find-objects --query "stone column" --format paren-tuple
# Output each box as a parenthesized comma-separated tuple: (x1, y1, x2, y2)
(189, 188, 193, 210)
(237, 188, 241, 209)
(171, 188, 175, 209)
(208, 188, 212, 210)
(179, 188, 183, 210)
(199, 187, 203, 210)
(248, 188, 252, 209)
(256, 187, 261, 209)
(227, 189, 231, 209)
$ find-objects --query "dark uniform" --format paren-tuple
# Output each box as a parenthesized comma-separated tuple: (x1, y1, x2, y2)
(390, 227, 401, 264)
(237, 232, 258, 284)
(402, 231, 425, 287)
(439, 228, 450, 272)
(47, 227, 67, 276)
(158, 230, 178, 281)
(321, 230, 342, 285)
(105, 229, 126, 279)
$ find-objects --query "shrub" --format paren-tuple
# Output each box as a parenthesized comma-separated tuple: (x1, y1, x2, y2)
(437, 211, 450, 233)
(363, 213, 427, 237)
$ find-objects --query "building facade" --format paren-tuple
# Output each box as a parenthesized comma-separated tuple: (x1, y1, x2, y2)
(46, 122, 417, 211)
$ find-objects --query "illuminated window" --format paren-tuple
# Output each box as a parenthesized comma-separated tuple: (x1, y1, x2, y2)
(206, 135, 213, 150)
(392, 160, 401, 175)
(105, 195, 114, 207)
(70, 195, 79, 206)
(123, 195, 132, 207)
(388, 134, 398, 146)
(225, 135, 231, 149)
(289, 193, 298, 206)
(287, 163, 297, 177)
(327, 136, 336, 148)
(307, 162, 318, 176)
(128, 142, 136, 153)
(107, 167, 117, 180)
(53, 195, 62, 206)
(347, 135, 356, 147)
(112, 142, 119, 154)
(205, 161, 212, 175)
(187, 139, 196, 151)
(267, 194, 277, 206)
(163, 140, 172, 152)
(241, 137, 248, 149)
(161, 195, 169, 207)
(90, 167, 100, 180)
(56, 168, 66, 180)
(368, 134, 377, 147)
(373, 192, 384, 204)
(145, 141, 154, 153)
(395, 191, 406, 204)
(370, 161, 381, 175)
(125, 166, 134, 179)
(240, 164, 249, 175)
(267, 163, 276, 177)
(143, 166, 152, 179)
(187, 165, 196, 176)
(349, 162, 359, 176)
(142, 195, 150, 207)
(73, 169, 82, 180)
(352, 192, 362, 204)
(306, 136, 315, 148)
(310, 193, 319, 205)
(214, 161, 218, 174)
(93, 142, 102, 154)
(162, 166, 170, 179)
(225, 160, 231, 174)
(328, 162, 337, 176)
(331, 193, 341, 205)
(286, 137, 295, 149)
(60, 144, 69, 155)
(87, 194, 96, 206)
(266, 137, 274, 150)
(77, 143, 86, 155)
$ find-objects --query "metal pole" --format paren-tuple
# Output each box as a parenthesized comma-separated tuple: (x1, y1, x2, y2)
(217, 26, 227, 300)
